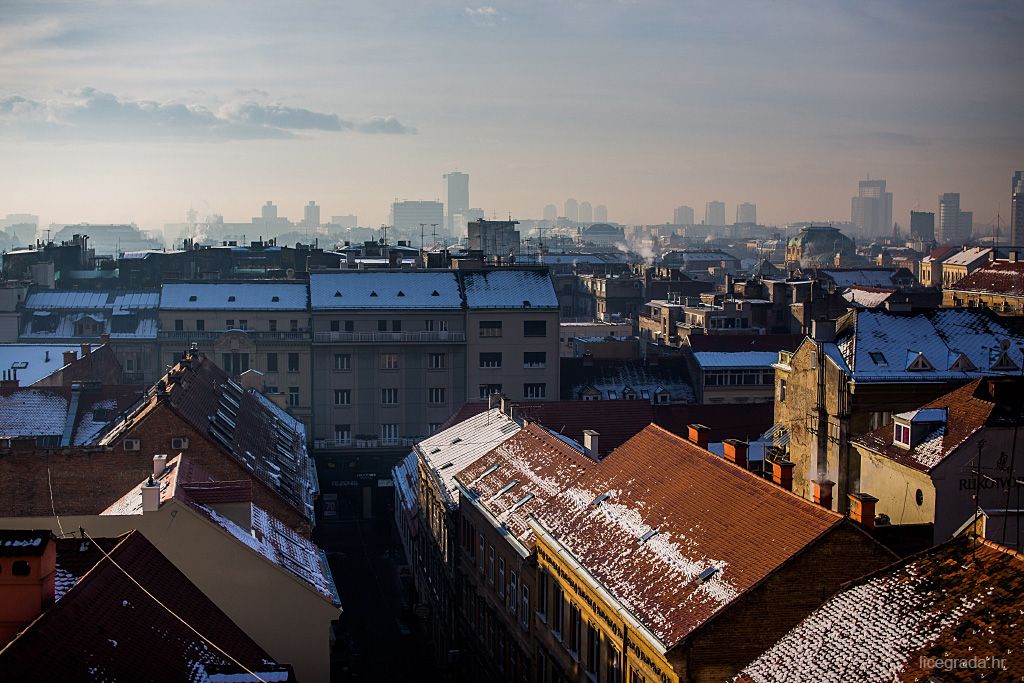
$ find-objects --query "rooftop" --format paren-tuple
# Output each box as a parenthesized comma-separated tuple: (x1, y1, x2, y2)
(0, 384, 143, 443)
(0, 344, 91, 386)
(160, 282, 309, 310)
(946, 260, 1024, 296)
(693, 351, 780, 369)
(462, 270, 558, 309)
(310, 271, 462, 310)
(942, 246, 993, 267)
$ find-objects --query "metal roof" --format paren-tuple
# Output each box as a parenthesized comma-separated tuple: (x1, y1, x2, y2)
(310, 272, 462, 310)
(463, 270, 559, 309)
(160, 283, 308, 310)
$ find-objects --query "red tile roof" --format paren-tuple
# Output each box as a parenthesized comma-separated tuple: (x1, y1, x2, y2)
(535, 424, 842, 648)
(0, 531, 294, 681)
(946, 260, 1024, 296)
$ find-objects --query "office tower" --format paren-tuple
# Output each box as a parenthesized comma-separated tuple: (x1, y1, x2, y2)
(391, 201, 444, 238)
(579, 201, 593, 224)
(564, 198, 579, 223)
(443, 172, 469, 235)
(705, 201, 726, 226)
(938, 193, 969, 244)
(302, 201, 320, 229)
(261, 201, 278, 220)
(851, 179, 893, 237)
(959, 211, 973, 241)
(543, 204, 558, 221)
(736, 202, 757, 224)
(594, 205, 608, 222)
(673, 205, 695, 225)
(1012, 171, 1024, 247)
(909, 211, 935, 242)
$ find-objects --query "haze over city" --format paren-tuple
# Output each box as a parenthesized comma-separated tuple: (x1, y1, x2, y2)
(2, 0, 1022, 230)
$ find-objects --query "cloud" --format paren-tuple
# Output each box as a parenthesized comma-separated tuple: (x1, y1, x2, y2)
(0, 88, 416, 141)
(465, 6, 502, 27)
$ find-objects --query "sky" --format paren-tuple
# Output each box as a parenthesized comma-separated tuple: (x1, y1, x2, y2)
(1, 0, 1022, 232)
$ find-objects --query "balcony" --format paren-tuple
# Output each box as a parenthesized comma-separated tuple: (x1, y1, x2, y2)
(158, 330, 310, 342)
(313, 331, 466, 344)
(314, 436, 421, 450)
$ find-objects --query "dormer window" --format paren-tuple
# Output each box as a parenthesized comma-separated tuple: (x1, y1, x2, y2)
(894, 421, 911, 448)
(869, 352, 887, 366)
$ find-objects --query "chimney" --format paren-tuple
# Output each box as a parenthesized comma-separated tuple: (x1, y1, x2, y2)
(80, 343, 91, 357)
(500, 394, 513, 418)
(153, 453, 168, 478)
(1010, 251, 1019, 263)
(583, 430, 600, 460)
(722, 439, 748, 468)
(141, 476, 161, 513)
(99, 333, 110, 345)
(0, 370, 18, 390)
(811, 319, 836, 343)
(0, 531, 56, 645)
(772, 460, 794, 491)
(848, 492, 879, 529)
(812, 479, 835, 510)
(687, 424, 710, 450)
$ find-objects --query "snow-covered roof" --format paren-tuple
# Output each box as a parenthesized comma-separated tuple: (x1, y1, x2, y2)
(463, 270, 558, 309)
(942, 246, 991, 267)
(310, 272, 462, 309)
(416, 407, 522, 506)
(818, 269, 899, 288)
(24, 291, 112, 310)
(0, 344, 81, 385)
(693, 351, 780, 369)
(842, 287, 892, 309)
(160, 283, 308, 310)
(0, 389, 67, 437)
(111, 292, 160, 310)
(895, 407, 947, 424)
(19, 313, 158, 340)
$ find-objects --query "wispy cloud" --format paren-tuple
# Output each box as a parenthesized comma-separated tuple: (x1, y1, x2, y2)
(0, 88, 416, 141)
(464, 6, 502, 27)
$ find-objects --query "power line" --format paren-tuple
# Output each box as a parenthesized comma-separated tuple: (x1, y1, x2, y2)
(81, 529, 269, 683)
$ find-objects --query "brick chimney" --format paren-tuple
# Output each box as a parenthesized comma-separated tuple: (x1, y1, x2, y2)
(0, 370, 18, 390)
(62, 351, 77, 366)
(583, 430, 600, 460)
(687, 424, 710, 450)
(848, 492, 879, 529)
(722, 439, 748, 468)
(0, 530, 56, 645)
(79, 343, 91, 357)
(812, 479, 835, 510)
(99, 333, 110, 345)
(772, 460, 794, 491)
(153, 454, 168, 479)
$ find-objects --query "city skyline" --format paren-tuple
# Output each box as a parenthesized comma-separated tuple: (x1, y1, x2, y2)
(1, 1, 1022, 231)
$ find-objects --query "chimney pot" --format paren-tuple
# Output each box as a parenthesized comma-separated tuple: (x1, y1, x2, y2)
(142, 476, 161, 513)
(99, 333, 110, 344)
(63, 351, 77, 366)
(80, 343, 91, 357)
(583, 430, 600, 460)
(772, 460, 795, 491)
(812, 479, 835, 509)
(722, 439, 748, 468)
(153, 453, 168, 479)
(848, 492, 879, 529)
(687, 424, 710, 450)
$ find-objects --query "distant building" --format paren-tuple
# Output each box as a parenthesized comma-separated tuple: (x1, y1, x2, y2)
(443, 171, 469, 235)
(302, 200, 320, 229)
(391, 200, 443, 236)
(943, 258, 1024, 313)
(1012, 171, 1024, 247)
(593, 204, 608, 222)
(673, 205, 695, 225)
(909, 210, 935, 242)
(938, 192, 971, 244)
(564, 198, 579, 223)
(467, 218, 520, 259)
(543, 204, 558, 221)
(784, 225, 857, 268)
(705, 200, 726, 226)
(329, 214, 358, 230)
(736, 202, 757, 224)
(578, 201, 593, 224)
(851, 179, 893, 237)
(580, 222, 624, 247)
(252, 201, 290, 233)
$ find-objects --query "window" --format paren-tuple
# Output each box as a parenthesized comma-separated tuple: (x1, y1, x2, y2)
(238, 319, 247, 330)
(428, 387, 446, 404)
(381, 388, 399, 405)
(523, 351, 546, 368)
(778, 379, 787, 402)
(266, 353, 278, 372)
(391, 320, 402, 332)
(479, 384, 502, 399)
(269, 319, 277, 332)
(428, 353, 446, 369)
(196, 319, 205, 331)
(380, 353, 399, 370)
(569, 603, 582, 656)
(521, 585, 530, 629)
(629, 666, 645, 683)
(509, 571, 518, 613)
(916, 488, 924, 506)
(478, 534, 485, 572)
(381, 424, 399, 442)
(334, 424, 351, 443)
(552, 585, 564, 639)
(498, 558, 506, 597)
(221, 352, 249, 375)
(524, 383, 547, 399)
(345, 320, 354, 332)
(607, 646, 621, 683)
(334, 389, 351, 405)
(538, 569, 549, 621)
(480, 320, 502, 337)
(226, 319, 235, 329)
(488, 545, 495, 584)
(524, 320, 547, 337)
(426, 319, 449, 332)
(480, 352, 502, 368)
(288, 353, 299, 372)
(869, 351, 888, 366)
(12, 560, 30, 576)
(586, 622, 599, 675)
(290, 319, 298, 332)
(894, 422, 910, 446)
(428, 423, 441, 434)
(174, 319, 184, 331)
(378, 320, 388, 332)
(288, 386, 299, 406)
(334, 354, 351, 370)
(330, 320, 340, 332)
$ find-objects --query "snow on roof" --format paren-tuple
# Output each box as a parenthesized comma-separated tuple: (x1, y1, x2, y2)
(160, 283, 308, 310)
(463, 270, 559, 309)
(72, 398, 118, 445)
(24, 291, 112, 309)
(842, 287, 892, 309)
(0, 344, 81, 385)
(819, 269, 898, 288)
(310, 272, 462, 309)
(19, 313, 157, 340)
(895, 407, 947, 424)
(942, 246, 992, 267)
(392, 452, 419, 516)
(111, 292, 160, 310)
(693, 351, 779, 369)
(416, 407, 522, 506)
(0, 389, 67, 437)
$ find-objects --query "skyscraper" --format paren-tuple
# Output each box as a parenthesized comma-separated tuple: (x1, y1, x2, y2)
(705, 201, 725, 226)
(673, 205, 694, 225)
(579, 201, 593, 224)
(910, 211, 935, 242)
(543, 204, 558, 221)
(565, 198, 579, 223)
(443, 172, 469, 235)
(302, 201, 320, 229)
(1012, 171, 1024, 247)
(938, 193, 972, 244)
(736, 202, 757, 224)
(594, 205, 608, 222)
(851, 179, 893, 237)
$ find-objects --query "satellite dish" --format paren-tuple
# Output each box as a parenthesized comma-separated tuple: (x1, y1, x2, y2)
(1000, 339, 1011, 350)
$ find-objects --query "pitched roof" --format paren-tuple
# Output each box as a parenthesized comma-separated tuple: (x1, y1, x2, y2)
(942, 246, 992, 267)
(946, 260, 1024, 296)
(735, 538, 1024, 683)
(310, 271, 462, 309)
(534, 424, 841, 648)
(0, 344, 82, 386)
(693, 351, 779, 369)
(100, 353, 315, 522)
(462, 270, 558, 309)
(0, 384, 142, 443)
(684, 334, 802, 354)
(922, 245, 959, 263)
(0, 531, 294, 682)
(455, 422, 595, 548)
(160, 282, 308, 310)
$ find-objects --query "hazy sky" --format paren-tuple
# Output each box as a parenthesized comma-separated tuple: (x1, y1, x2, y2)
(1, 0, 1022, 231)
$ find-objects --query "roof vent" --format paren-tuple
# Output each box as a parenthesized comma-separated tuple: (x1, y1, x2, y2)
(638, 528, 659, 544)
(431, 290, 440, 296)
(271, 295, 279, 302)
(334, 291, 342, 297)
(228, 296, 236, 302)
(451, 437, 463, 444)
(188, 295, 197, 302)
(397, 291, 405, 297)
(370, 291, 378, 297)
(698, 566, 719, 582)
(430, 447, 441, 455)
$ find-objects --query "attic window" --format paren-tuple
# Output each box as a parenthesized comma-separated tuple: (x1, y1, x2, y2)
(638, 528, 659, 544)
(272, 296, 280, 302)
(188, 295, 197, 302)
(11, 361, 27, 369)
(431, 290, 440, 296)
(430, 447, 442, 455)
(370, 291, 378, 297)
(991, 350, 1019, 372)
(869, 352, 887, 366)
(451, 437, 463, 444)
(894, 422, 911, 448)
(698, 566, 719, 582)
(228, 296, 236, 302)
(397, 291, 405, 297)
(906, 352, 934, 372)
(949, 352, 977, 372)
(334, 291, 342, 297)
